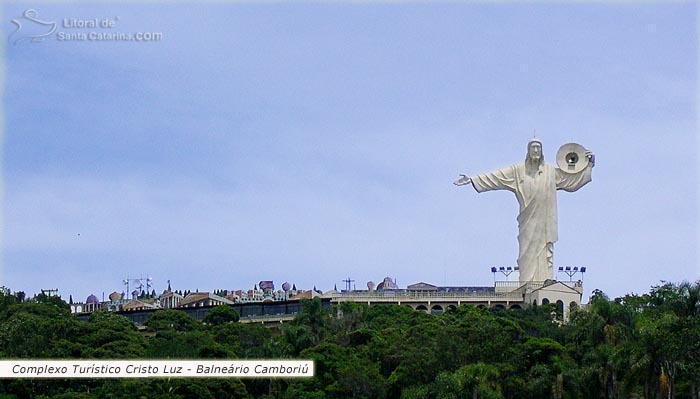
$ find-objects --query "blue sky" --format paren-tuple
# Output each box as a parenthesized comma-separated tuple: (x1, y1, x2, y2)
(2, 2, 698, 303)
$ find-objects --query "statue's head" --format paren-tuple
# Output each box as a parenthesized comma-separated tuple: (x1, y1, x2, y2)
(526, 138, 543, 165)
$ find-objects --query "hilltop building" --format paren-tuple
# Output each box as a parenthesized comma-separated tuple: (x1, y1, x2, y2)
(69, 272, 584, 322)
(69, 279, 318, 315)
(326, 275, 583, 321)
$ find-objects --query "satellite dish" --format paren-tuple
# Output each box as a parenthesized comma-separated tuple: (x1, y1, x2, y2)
(556, 143, 589, 174)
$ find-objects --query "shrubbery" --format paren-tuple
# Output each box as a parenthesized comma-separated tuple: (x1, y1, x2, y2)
(1, 281, 699, 399)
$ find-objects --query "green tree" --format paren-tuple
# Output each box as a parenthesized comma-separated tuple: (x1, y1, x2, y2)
(641, 281, 700, 399)
(292, 298, 330, 343)
(210, 322, 272, 358)
(202, 305, 240, 325)
(0, 292, 19, 315)
(0, 301, 82, 358)
(33, 293, 71, 312)
(79, 311, 147, 358)
(297, 342, 386, 399)
(147, 329, 232, 359)
(144, 309, 200, 333)
(564, 290, 635, 399)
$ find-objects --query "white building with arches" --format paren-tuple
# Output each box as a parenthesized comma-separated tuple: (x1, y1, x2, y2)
(327, 278, 583, 321)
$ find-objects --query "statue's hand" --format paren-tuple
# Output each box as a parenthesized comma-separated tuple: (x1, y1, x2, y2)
(453, 174, 471, 186)
(585, 150, 595, 167)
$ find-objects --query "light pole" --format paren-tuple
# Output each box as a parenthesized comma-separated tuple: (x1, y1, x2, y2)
(491, 266, 519, 281)
(557, 266, 586, 281)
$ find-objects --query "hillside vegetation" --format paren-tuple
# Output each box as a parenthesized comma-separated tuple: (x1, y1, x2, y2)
(1, 281, 698, 399)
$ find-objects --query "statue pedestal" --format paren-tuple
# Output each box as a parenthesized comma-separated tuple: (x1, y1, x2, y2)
(524, 280, 583, 321)
(493, 280, 582, 321)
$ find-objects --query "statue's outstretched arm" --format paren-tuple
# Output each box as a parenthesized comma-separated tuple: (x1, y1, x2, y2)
(453, 174, 471, 186)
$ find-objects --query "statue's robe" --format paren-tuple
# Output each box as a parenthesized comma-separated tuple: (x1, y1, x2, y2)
(471, 162, 592, 283)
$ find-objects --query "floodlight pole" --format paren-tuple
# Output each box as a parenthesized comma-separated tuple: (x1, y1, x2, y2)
(556, 266, 587, 281)
(490, 267, 519, 282)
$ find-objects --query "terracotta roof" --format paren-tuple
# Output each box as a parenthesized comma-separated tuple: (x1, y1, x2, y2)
(179, 292, 234, 307)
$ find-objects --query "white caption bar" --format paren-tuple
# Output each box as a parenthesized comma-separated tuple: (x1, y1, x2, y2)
(0, 360, 313, 378)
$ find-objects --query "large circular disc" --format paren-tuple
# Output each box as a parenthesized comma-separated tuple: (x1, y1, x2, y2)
(556, 143, 589, 174)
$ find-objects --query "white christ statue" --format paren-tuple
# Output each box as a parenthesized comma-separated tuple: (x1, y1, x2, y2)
(453, 139, 594, 283)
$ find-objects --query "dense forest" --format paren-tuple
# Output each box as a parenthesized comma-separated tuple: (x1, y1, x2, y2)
(0, 281, 699, 399)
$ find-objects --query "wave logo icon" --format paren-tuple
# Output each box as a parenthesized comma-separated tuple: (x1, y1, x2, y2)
(9, 9, 57, 44)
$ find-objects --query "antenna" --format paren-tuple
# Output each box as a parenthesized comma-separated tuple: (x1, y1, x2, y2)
(123, 278, 129, 295)
(124, 275, 154, 296)
(342, 277, 355, 292)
